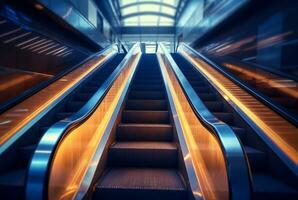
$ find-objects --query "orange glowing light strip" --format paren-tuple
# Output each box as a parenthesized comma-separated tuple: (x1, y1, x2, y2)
(0, 50, 116, 147)
(158, 54, 229, 200)
(0, 75, 33, 91)
(180, 51, 298, 166)
(48, 53, 141, 200)
(223, 63, 298, 99)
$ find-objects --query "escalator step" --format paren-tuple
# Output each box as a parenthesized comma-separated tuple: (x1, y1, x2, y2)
(213, 112, 234, 124)
(126, 100, 167, 110)
(137, 75, 162, 79)
(186, 77, 204, 82)
(131, 84, 164, 91)
(194, 86, 211, 93)
(128, 91, 165, 100)
(94, 168, 187, 200)
(0, 169, 26, 200)
(75, 92, 94, 101)
(244, 146, 267, 172)
(252, 173, 298, 200)
(137, 74, 161, 78)
(55, 112, 73, 120)
(81, 86, 99, 93)
(191, 81, 207, 87)
(108, 142, 177, 168)
(18, 145, 36, 165)
(134, 79, 163, 84)
(122, 110, 169, 124)
(231, 126, 247, 142)
(66, 101, 85, 112)
(91, 74, 110, 81)
(87, 80, 104, 87)
(198, 93, 217, 101)
(117, 124, 173, 141)
(203, 101, 223, 112)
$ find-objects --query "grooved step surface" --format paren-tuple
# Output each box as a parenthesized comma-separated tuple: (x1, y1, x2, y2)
(253, 174, 298, 200)
(117, 123, 173, 141)
(132, 84, 163, 91)
(122, 110, 169, 123)
(94, 55, 187, 200)
(129, 91, 165, 100)
(108, 142, 177, 167)
(126, 100, 167, 110)
(0, 169, 26, 200)
(94, 168, 186, 200)
(244, 146, 267, 172)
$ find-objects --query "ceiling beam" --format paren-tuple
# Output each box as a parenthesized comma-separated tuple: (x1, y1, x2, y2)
(121, 2, 176, 9)
(122, 12, 174, 20)
(121, 26, 175, 34)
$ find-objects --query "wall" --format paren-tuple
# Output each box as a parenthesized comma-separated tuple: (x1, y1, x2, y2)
(176, 0, 247, 44)
(38, 0, 117, 48)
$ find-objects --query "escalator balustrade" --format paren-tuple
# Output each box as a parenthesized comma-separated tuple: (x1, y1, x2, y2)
(0, 54, 124, 200)
(172, 53, 298, 200)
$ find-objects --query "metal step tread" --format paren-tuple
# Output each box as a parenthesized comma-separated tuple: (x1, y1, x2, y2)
(0, 169, 26, 186)
(117, 123, 173, 141)
(110, 141, 176, 150)
(253, 173, 298, 195)
(96, 168, 186, 191)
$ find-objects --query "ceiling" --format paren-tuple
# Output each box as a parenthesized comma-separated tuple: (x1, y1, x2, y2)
(118, 0, 180, 27)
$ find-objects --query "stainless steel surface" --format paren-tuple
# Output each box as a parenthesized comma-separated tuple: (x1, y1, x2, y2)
(158, 43, 251, 200)
(26, 43, 141, 200)
(179, 43, 298, 175)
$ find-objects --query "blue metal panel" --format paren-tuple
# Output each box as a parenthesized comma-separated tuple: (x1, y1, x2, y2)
(38, 0, 114, 47)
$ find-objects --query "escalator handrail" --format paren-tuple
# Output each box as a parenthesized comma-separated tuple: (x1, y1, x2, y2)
(159, 43, 252, 200)
(0, 44, 117, 155)
(26, 43, 140, 200)
(180, 43, 298, 126)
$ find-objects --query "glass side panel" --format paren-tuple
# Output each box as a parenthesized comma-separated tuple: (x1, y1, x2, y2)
(196, 2, 298, 118)
(48, 51, 141, 200)
(218, 60, 298, 118)
(179, 45, 298, 168)
(0, 47, 117, 148)
(158, 53, 229, 200)
(0, 67, 52, 105)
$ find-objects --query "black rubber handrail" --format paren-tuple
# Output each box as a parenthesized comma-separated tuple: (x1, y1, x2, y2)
(159, 43, 252, 200)
(26, 43, 140, 200)
(181, 43, 297, 126)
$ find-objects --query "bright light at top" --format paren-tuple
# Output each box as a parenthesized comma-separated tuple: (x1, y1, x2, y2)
(119, 0, 179, 27)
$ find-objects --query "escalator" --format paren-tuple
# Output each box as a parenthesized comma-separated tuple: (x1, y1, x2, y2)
(92, 55, 188, 200)
(0, 54, 124, 199)
(172, 53, 298, 200)
(25, 44, 240, 200)
(213, 58, 298, 123)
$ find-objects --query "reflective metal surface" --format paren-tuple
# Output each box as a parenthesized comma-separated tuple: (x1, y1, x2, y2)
(179, 43, 298, 175)
(26, 43, 141, 200)
(38, 0, 113, 47)
(0, 67, 52, 105)
(220, 61, 298, 123)
(158, 44, 251, 200)
(176, 0, 248, 44)
(0, 45, 117, 154)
